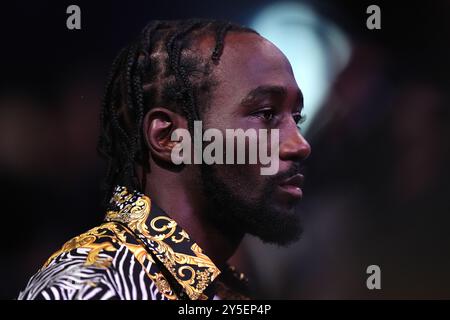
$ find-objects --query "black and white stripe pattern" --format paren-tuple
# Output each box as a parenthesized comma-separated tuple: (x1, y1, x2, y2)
(18, 245, 166, 300)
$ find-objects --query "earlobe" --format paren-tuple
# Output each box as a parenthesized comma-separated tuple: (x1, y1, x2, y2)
(143, 108, 187, 164)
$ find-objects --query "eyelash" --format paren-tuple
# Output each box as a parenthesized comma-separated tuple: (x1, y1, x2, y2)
(293, 112, 307, 125)
(251, 108, 306, 125)
(252, 108, 277, 121)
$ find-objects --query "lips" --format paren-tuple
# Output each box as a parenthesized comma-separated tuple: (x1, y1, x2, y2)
(278, 173, 304, 199)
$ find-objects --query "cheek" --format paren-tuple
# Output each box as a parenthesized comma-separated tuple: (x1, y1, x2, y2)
(202, 111, 274, 194)
(215, 162, 267, 201)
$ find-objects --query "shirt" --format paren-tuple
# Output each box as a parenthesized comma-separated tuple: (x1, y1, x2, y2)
(18, 185, 249, 300)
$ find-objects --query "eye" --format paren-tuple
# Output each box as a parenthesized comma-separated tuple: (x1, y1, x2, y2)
(293, 112, 306, 126)
(251, 108, 276, 121)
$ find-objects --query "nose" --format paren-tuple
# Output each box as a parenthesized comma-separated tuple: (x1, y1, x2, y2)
(279, 124, 311, 162)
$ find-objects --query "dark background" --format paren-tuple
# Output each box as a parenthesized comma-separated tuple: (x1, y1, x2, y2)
(1, 0, 449, 299)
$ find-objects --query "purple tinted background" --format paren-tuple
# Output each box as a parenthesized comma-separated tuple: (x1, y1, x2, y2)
(1, 0, 449, 299)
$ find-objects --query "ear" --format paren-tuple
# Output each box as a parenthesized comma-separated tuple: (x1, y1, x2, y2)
(143, 107, 188, 164)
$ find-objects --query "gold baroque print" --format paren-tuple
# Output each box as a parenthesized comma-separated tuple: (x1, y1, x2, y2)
(148, 272, 177, 300)
(150, 216, 178, 240)
(172, 230, 190, 244)
(18, 185, 227, 301)
(104, 185, 221, 300)
(43, 222, 125, 268)
(143, 221, 220, 299)
(105, 188, 151, 233)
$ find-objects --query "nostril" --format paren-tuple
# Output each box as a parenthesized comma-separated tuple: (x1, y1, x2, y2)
(301, 140, 312, 159)
(280, 131, 311, 161)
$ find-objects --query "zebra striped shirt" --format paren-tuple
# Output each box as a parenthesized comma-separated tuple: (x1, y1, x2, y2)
(18, 186, 248, 300)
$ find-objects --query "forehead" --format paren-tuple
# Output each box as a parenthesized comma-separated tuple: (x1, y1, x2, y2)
(207, 32, 300, 104)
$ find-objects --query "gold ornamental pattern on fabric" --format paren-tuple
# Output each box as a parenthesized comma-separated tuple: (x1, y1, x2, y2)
(105, 186, 221, 300)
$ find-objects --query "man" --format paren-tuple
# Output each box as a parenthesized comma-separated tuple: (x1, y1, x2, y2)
(18, 19, 310, 300)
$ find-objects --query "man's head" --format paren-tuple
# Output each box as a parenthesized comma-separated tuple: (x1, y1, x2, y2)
(98, 19, 311, 246)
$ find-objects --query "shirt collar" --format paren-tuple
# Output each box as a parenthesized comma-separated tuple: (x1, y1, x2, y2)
(104, 185, 221, 300)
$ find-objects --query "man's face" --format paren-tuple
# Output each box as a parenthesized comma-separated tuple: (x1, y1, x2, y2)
(200, 32, 311, 245)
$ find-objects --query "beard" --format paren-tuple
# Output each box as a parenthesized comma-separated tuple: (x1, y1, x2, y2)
(200, 162, 304, 246)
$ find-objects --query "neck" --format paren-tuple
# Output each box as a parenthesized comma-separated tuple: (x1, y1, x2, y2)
(144, 167, 244, 268)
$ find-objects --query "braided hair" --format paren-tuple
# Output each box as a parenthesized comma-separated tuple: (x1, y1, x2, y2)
(97, 19, 258, 204)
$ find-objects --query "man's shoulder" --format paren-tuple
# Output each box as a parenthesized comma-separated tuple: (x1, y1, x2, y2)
(37, 221, 135, 270)
(18, 222, 158, 300)
(18, 246, 119, 300)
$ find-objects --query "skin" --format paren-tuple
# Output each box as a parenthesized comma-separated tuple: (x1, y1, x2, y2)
(140, 32, 311, 268)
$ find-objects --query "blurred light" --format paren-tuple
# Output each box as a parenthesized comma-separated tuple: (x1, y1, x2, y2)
(250, 1, 351, 132)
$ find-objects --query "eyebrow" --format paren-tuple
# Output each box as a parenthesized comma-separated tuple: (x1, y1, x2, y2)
(239, 85, 304, 110)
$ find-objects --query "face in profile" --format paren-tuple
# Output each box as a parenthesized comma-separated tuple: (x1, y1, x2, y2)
(198, 32, 311, 245)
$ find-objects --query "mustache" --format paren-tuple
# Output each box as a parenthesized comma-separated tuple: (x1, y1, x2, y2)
(271, 162, 305, 184)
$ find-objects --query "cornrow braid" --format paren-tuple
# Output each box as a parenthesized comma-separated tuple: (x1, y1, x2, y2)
(97, 19, 258, 205)
(211, 22, 232, 63)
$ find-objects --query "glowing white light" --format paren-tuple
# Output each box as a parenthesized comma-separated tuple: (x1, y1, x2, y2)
(250, 2, 351, 132)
